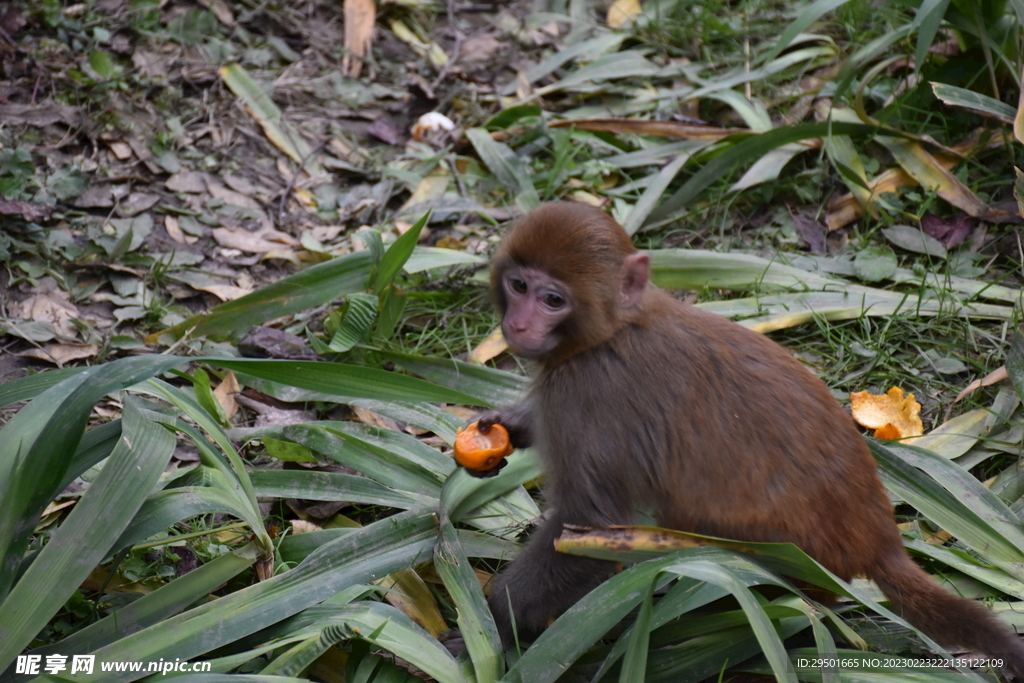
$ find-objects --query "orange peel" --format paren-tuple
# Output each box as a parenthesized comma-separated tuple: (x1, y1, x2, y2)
(850, 386, 923, 440)
(454, 422, 513, 472)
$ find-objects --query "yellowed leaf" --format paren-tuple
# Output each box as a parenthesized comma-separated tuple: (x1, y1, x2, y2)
(197, 282, 253, 301)
(351, 405, 395, 430)
(826, 166, 918, 230)
(344, 0, 376, 77)
(219, 63, 325, 177)
(826, 130, 1015, 230)
(308, 649, 348, 683)
(907, 408, 989, 457)
(441, 405, 477, 421)
(213, 370, 240, 419)
(557, 525, 786, 561)
(468, 326, 507, 364)
(400, 167, 449, 211)
(291, 519, 321, 535)
(1016, 64, 1024, 145)
(850, 386, 923, 439)
(606, 0, 641, 27)
(41, 500, 76, 524)
(882, 138, 993, 218)
(377, 569, 447, 637)
(435, 235, 466, 250)
(389, 20, 448, 68)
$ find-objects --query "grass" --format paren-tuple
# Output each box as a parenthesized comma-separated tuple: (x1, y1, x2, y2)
(5, 0, 1024, 680)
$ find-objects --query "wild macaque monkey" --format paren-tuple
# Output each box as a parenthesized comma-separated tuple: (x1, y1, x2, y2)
(475, 202, 1024, 673)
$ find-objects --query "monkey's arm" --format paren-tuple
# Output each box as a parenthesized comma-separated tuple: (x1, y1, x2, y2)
(475, 399, 534, 449)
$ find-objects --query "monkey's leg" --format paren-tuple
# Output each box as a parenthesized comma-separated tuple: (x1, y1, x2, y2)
(487, 510, 617, 647)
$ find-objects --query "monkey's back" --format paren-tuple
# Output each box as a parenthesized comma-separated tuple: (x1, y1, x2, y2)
(534, 288, 901, 581)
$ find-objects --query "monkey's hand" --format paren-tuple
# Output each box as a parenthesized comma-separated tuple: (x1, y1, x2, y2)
(475, 401, 534, 449)
(462, 458, 508, 478)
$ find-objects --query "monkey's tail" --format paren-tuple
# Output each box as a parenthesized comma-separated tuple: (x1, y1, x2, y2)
(872, 548, 1024, 679)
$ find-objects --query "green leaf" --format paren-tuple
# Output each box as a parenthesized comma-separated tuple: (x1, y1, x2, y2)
(219, 63, 325, 176)
(852, 245, 897, 282)
(374, 212, 429, 294)
(466, 128, 540, 213)
(914, 0, 952, 73)
(619, 582, 654, 683)
(111, 480, 257, 551)
(262, 436, 318, 463)
(509, 32, 626, 94)
(28, 545, 256, 659)
(404, 246, 485, 273)
(648, 248, 838, 290)
(249, 470, 433, 509)
(881, 225, 947, 259)
(378, 351, 529, 407)
(330, 293, 378, 352)
(434, 510, 503, 681)
(931, 81, 1014, 121)
(758, 0, 853, 65)
(52, 511, 438, 682)
(0, 355, 187, 599)
(89, 50, 116, 79)
(622, 154, 689, 236)
(870, 440, 1024, 568)
(157, 250, 374, 341)
(0, 397, 176, 668)
(375, 285, 407, 341)
(192, 367, 229, 426)
(207, 358, 484, 406)
(274, 602, 467, 683)
(486, 104, 542, 130)
(645, 123, 893, 229)
(0, 367, 86, 408)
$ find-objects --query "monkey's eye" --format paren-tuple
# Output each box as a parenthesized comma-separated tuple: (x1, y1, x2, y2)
(509, 277, 528, 294)
(542, 292, 566, 309)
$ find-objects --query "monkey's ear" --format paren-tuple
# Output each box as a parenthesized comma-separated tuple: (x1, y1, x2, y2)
(620, 252, 650, 308)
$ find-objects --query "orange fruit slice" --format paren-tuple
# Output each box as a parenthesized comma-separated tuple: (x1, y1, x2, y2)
(454, 422, 513, 472)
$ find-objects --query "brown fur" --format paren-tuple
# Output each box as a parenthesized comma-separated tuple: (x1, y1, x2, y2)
(484, 202, 1024, 673)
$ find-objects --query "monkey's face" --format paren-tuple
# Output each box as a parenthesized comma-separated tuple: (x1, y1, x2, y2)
(498, 265, 573, 359)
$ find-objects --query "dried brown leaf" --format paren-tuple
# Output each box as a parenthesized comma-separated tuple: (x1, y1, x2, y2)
(212, 226, 298, 254)
(164, 215, 185, 244)
(12, 288, 79, 338)
(18, 344, 101, 366)
(952, 366, 1008, 405)
(166, 171, 208, 194)
(0, 199, 54, 222)
(0, 101, 83, 127)
(107, 141, 133, 160)
(196, 0, 234, 25)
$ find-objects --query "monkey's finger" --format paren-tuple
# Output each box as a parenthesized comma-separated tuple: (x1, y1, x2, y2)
(473, 410, 501, 432)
